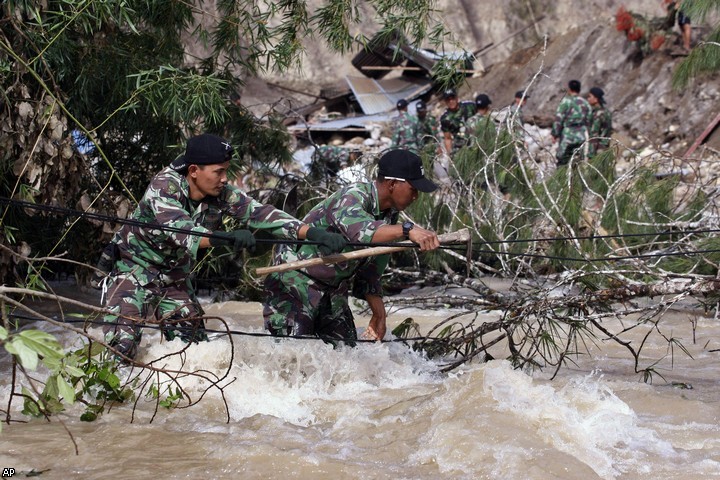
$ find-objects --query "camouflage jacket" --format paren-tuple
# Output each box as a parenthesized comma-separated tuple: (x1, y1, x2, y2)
(589, 105, 613, 153)
(273, 181, 397, 298)
(466, 113, 498, 147)
(551, 95, 591, 144)
(417, 114, 439, 146)
(312, 145, 349, 177)
(391, 111, 420, 152)
(440, 102, 476, 149)
(111, 166, 304, 286)
(510, 104, 524, 135)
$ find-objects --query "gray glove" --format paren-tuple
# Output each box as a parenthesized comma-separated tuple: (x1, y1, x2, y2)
(209, 230, 256, 253)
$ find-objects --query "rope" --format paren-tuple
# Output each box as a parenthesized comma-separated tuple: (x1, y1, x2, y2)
(6, 312, 430, 345)
(4, 196, 720, 263)
(440, 245, 720, 263)
(0, 196, 418, 250)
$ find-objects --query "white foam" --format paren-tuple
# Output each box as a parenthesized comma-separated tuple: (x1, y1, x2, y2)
(483, 361, 676, 479)
(138, 329, 441, 426)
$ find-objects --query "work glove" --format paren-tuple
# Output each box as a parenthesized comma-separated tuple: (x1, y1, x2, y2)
(306, 227, 347, 255)
(209, 229, 256, 253)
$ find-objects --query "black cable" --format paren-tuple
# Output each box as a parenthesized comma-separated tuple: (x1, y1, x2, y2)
(0, 196, 422, 250)
(4, 196, 720, 263)
(5, 195, 720, 250)
(6, 312, 432, 345)
(438, 245, 720, 263)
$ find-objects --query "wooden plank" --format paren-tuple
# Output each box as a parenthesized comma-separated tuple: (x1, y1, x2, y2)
(255, 229, 470, 277)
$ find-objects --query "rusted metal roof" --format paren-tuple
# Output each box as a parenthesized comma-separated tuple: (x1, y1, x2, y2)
(345, 75, 432, 115)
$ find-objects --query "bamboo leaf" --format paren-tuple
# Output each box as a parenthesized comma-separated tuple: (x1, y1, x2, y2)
(56, 375, 76, 405)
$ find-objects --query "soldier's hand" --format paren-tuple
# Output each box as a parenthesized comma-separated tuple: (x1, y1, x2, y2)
(306, 227, 347, 255)
(408, 226, 440, 251)
(210, 229, 256, 253)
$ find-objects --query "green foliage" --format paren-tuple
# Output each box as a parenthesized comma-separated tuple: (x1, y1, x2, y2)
(672, 0, 720, 88)
(147, 384, 184, 409)
(4, 329, 63, 371)
(2, 326, 133, 421)
(1, 0, 462, 288)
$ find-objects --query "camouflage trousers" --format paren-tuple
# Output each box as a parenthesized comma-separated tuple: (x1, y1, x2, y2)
(263, 271, 357, 345)
(556, 129, 588, 165)
(102, 275, 207, 351)
(556, 140, 587, 166)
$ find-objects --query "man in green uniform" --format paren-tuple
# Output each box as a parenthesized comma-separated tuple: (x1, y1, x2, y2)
(512, 90, 528, 130)
(100, 133, 346, 360)
(310, 145, 361, 184)
(390, 99, 420, 152)
(263, 149, 441, 344)
(466, 93, 494, 138)
(551, 80, 591, 166)
(415, 100, 438, 149)
(439, 88, 476, 155)
(587, 86, 613, 157)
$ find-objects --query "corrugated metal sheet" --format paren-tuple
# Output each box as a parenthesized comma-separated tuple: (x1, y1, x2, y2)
(351, 31, 406, 79)
(286, 112, 396, 132)
(345, 76, 432, 115)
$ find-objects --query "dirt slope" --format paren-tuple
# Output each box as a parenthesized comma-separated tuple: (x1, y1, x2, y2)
(460, 21, 719, 155)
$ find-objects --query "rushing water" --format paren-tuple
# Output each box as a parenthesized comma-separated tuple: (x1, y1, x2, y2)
(1, 283, 719, 480)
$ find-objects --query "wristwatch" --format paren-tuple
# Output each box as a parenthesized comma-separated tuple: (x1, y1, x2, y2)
(402, 221, 415, 239)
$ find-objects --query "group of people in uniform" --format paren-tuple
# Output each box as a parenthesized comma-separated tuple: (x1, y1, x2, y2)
(389, 79, 612, 168)
(97, 76, 615, 362)
(97, 135, 440, 361)
(551, 79, 613, 165)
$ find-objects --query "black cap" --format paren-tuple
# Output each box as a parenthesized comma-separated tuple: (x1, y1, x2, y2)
(589, 86, 605, 104)
(396, 99, 408, 110)
(443, 88, 457, 99)
(515, 90, 529, 99)
(416, 100, 427, 112)
(378, 149, 437, 193)
(171, 134, 234, 171)
(475, 93, 492, 108)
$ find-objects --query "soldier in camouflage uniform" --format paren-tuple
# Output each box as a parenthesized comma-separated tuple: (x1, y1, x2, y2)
(310, 145, 360, 185)
(415, 100, 439, 148)
(440, 89, 476, 155)
(390, 99, 420, 152)
(100, 133, 346, 360)
(551, 80, 592, 166)
(263, 149, 440, 344)
(587, 86, 613, 157)
(466, 93, 494, 139)
(511, 90, 529, 137)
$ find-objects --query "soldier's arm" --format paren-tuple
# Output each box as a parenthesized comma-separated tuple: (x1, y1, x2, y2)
(362, 293, 387, 341)
(443, 131, 453, 154)
(223, 186, 304, 239)
(371, 224, 439, 251)
(145, 179, 211, 254)
(551, 99, 568, 139)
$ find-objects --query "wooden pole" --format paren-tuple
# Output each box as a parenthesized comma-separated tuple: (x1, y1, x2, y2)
(683, 112, 720, 159)
(255, 229, 470, 277)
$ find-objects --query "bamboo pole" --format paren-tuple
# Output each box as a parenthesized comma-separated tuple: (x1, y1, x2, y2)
(255, 229, 470, 277)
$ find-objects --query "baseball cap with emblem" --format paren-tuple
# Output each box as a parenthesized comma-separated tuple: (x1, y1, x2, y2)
(171, 133, 234, 171)
(475, 93, 492, 108)
(378, 149, 437, 193)
(443, 88, 457, 99)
